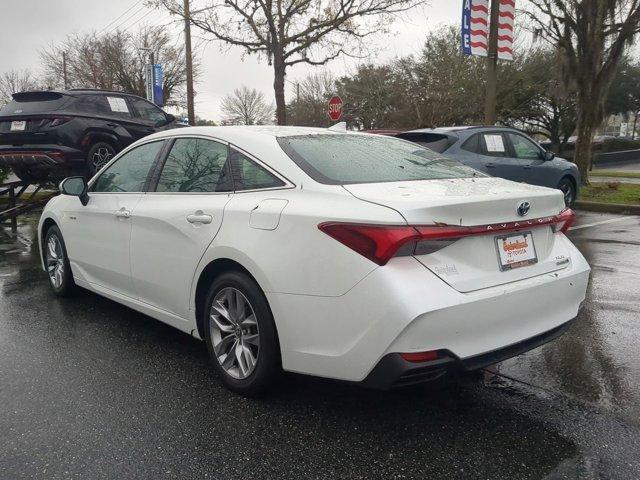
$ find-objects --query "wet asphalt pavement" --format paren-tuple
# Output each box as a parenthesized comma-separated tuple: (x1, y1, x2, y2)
(0, 211, 639, 479)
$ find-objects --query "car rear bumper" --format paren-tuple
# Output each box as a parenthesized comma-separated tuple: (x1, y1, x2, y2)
(267, 234, 590, 384)
(0, 145, 84, 169)
(361, 318, 575, 389)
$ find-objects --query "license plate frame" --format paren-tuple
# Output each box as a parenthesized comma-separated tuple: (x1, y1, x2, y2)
(10, 120, 26, 131)
(495, 230, 538, 271)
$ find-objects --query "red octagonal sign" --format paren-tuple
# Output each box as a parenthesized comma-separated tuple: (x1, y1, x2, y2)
(328, 95, 343, 122)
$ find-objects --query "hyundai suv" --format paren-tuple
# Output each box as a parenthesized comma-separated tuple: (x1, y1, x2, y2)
(0, 89, 180, 183)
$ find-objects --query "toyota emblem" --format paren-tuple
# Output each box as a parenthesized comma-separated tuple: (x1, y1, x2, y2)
(517, 201, 530, 217)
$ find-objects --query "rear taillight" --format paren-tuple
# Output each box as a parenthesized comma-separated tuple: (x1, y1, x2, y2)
(49, 117, 72, 127)
(550, 208, 575, 233)
(318, 223, 420, 266)
(318, 208, 576, 266)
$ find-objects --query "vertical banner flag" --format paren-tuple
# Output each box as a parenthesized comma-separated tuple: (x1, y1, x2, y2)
(153, 64, 164, 107)
(497, 0, 515, 60)
(461, 0, 489, 57)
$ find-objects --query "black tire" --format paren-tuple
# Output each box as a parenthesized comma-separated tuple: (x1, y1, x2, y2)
(43, 225, 76, 297)
(86, 142, 116, 178)
(557, 177, 576, 207)
(203, 270, 280, 396)
(12, 166, 50, 184)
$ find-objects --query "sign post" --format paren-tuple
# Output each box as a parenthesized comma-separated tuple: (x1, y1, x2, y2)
(461, 0, 516, 125)
(328, 95, 343, 122)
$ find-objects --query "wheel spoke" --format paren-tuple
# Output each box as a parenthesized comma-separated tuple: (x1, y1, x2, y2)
(212, 301, 235, 326)
(47, 239, 57, 259)
(220, 339, 238, 370)
(235, 341, 248, 377)
(213, 333, 236, 356)
(234, 290, 246, 320)
(240, 314, 257, 328)
(243, 333, 259, 346)
(211, 310, 234, 332)
(242, 344, 256, 372)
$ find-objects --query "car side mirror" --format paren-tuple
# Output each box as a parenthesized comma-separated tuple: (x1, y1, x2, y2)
(164, 113, 176, 125)
(543, 150, 555, 161)
(59, 176, 89, 206)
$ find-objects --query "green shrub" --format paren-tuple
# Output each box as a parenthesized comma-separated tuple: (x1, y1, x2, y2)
(600, 137, 640, 153)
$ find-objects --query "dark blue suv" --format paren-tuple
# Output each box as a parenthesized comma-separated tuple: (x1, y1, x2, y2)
(397, 126, 580, 206)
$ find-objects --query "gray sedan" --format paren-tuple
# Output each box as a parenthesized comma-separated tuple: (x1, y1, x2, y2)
(397, 126, 580, 206)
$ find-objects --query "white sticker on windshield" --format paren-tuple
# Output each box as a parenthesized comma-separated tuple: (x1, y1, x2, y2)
(107, 97, 129, 113)
(484, 134, 505, 152)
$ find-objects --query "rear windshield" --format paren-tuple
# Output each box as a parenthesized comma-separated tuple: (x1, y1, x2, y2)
(396, 132, 456, 153)
(0, 92, 71, 115)
(277, 134, 483, 185)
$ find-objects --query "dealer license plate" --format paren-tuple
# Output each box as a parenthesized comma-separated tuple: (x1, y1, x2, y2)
(495, 231, 537, 271)
(10, 121, 26, 131)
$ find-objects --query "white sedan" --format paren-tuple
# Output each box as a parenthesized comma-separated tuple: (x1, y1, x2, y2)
(38, 126, 590, 395)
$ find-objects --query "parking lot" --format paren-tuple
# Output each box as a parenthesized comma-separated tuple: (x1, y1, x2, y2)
(0, 210, 639, 479)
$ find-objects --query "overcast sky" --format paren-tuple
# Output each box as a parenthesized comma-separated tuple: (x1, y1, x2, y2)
(0, 0, 465, 121)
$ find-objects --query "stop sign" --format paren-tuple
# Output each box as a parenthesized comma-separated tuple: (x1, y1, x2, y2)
(328, 95, 343, 121)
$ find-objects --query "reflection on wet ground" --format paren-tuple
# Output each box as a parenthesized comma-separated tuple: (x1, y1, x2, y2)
(1, 211, 639, 479)
(497, 211, 640, 422)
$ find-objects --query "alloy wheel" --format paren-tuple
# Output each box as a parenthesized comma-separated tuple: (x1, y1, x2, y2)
(209, 287, 260, 379)
(560, 182, 574, 206)
(46, 235, 65, 289)
(92, 147, 113, 170)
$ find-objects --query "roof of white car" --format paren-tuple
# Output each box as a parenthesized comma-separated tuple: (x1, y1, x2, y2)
(148, 125, 348, 143)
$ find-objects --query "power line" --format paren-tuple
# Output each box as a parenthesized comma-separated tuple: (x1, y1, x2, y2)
(110, 4, 151, 33)
(97, 1, 140, 35)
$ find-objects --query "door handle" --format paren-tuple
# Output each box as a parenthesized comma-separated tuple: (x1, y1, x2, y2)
(187, 211, 213, 224)
(115, 208, 131, 218)
(524, 164, 532, 169)
(486, 163, 496, 168)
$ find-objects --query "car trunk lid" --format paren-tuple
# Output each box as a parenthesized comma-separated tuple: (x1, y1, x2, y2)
(343, 177, 572, 292)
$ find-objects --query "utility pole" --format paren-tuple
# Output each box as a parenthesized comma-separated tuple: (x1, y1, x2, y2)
(184, 0, 196, 125)
(484, 0, 500, 125)
(62, 51, 68, 89)
(296, 82, 300, 102)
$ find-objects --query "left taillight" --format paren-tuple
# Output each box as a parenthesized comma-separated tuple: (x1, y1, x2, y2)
(49, 117, 72, 127)
(318, 223, 420, 266)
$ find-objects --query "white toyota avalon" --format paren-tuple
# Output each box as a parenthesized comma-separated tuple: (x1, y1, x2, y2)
(38, 126, 590, 395)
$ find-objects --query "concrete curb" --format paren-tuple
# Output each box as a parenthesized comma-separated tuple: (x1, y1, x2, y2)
(574, 200, 640, 215)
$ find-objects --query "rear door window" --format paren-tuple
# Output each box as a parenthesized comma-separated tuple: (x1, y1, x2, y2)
(461, 134, 481, 153)
(278, 134, 482, 185)
(92, 141, 164, 192)
(155, 138, 232, 193)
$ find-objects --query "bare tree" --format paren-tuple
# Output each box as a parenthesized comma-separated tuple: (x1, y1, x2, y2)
(0, 69, 40, 107)
(287, 71, 335, 126)
(525, 0, 640, 182)
(40, 26, 199, 107)
(152, 0, 425, 125)
(221, 86, 273, 125)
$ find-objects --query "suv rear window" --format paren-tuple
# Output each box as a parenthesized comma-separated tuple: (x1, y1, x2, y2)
(0, 92, 71, 115)
(396, 132, 455, 153)
(277, 134, 482, 185)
